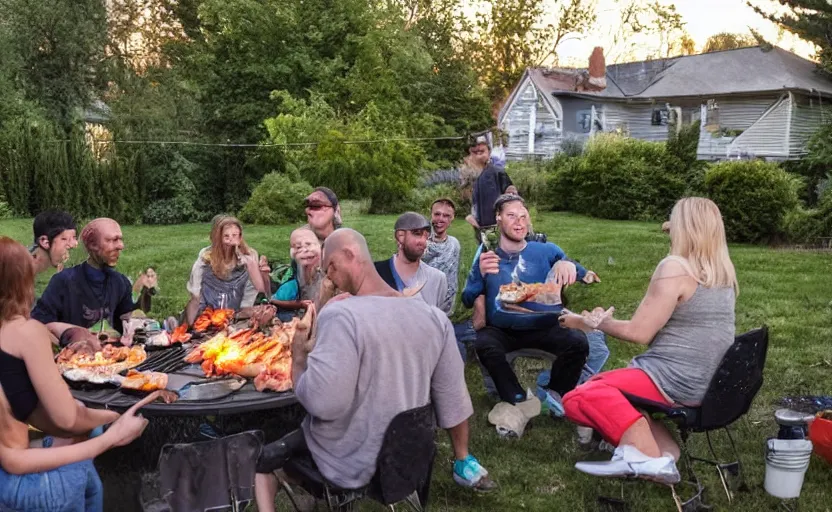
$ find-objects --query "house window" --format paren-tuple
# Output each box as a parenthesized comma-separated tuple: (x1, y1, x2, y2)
(651, 108, 669, 126)
(577, 110, 592, 133)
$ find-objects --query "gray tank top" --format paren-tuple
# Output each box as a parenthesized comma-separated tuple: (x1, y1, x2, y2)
(632, 284, 736, 406)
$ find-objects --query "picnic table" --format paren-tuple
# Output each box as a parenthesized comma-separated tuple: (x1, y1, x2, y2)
(71, 349, 305, 511)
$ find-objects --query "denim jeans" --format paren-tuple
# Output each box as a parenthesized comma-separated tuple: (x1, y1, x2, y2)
(0, 459, 103, 512)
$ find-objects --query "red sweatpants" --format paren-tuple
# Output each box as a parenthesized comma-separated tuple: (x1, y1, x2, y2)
(562, 368, 672, 446)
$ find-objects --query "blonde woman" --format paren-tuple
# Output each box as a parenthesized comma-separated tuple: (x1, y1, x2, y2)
(185, 216, 268, 323)
(560, 197, 738, 484)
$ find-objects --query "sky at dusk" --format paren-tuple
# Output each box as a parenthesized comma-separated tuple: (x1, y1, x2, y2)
(465, 0, 817, 66)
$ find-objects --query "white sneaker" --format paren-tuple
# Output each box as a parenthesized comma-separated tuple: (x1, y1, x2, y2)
(575, 445, 680, 485)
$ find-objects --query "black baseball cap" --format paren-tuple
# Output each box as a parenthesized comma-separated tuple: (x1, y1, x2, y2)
(394, 212, 430, 231)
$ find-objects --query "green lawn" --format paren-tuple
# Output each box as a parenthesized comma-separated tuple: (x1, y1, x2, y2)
(2, 212, 831, 511)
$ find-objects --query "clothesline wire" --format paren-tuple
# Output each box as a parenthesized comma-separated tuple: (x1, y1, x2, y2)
(41, 135, 468, 147)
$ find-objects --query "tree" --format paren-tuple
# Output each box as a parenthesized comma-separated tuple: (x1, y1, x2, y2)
(749, 0, 832, 75)
(540, 0, 598, 66)
(702, 32, 757, 53)
(0, 0, 109, 132)
(604, 1, 693, 61)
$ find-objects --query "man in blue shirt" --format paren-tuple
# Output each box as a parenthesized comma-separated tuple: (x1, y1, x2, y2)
(461, 195, 589, 416)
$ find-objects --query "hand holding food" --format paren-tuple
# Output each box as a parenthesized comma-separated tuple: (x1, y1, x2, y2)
(479, 251, 500, 276)
(61, 327, 102, 353)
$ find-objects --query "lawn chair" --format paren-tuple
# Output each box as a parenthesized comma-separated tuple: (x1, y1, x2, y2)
(281, 403, 436, 511)
(620, 327, 769, 511)
(140, 430, 264, 512)
(478, 349, 558, 398)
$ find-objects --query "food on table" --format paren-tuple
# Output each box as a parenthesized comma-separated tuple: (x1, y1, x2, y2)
(193, 307, 235, 333)
(146, 330, 173, 347)
(57, 344, 147, 373)
(498, 281, 563, 305)
(170, 323, 192, 343)
(58, 344, 148, 384)
(236, 304, 278, 330)
(120, 370, 169, 392)
(62, 367, 116, 385)
(185, 319, 300, 393)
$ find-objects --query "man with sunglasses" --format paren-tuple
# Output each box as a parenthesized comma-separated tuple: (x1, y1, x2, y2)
(303, 187, 342, 244)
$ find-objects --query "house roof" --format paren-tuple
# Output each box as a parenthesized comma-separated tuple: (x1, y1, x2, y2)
(524, 46, 832, 102)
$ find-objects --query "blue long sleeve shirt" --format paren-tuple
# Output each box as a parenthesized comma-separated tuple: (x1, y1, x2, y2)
(461, 242, 587, 331)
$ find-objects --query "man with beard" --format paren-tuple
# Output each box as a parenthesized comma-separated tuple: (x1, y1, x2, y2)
(421, 199, 461, 315)
(32, 218, 143, 352)
(30, 210, 78, 276)
(374, 212, 450, 314)
(461, 195, 591, 423)
(254, 229, 494, 512)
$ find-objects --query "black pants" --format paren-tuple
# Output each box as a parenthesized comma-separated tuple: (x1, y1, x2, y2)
(256, 429, 308, 474)
(475, 325, 589, 404)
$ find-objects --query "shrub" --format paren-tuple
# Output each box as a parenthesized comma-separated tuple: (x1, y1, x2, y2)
(239, 173, 313, 225)
(704, 160, 800, 243)
(404, 184, 462, 214)
(506, 160, 549, 206)
(143, 197, 199, 225)
(547, 134, 686, 221)
(0, 200, 14, 219)
(784, 188, 832, 244)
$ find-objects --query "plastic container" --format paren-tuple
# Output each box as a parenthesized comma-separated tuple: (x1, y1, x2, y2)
(764, 438, 813, 499)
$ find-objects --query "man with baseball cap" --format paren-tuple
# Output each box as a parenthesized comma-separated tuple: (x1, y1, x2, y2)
(374, 212, 451, 313)
(462, 130, 518, 244)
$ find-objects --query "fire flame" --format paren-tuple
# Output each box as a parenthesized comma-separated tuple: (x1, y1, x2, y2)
(184, 320, 298, 392)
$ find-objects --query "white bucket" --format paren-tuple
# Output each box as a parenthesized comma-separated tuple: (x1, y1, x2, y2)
(764, 438, 813, 499)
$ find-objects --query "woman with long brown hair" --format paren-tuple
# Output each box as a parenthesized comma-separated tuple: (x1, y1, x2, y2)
(560, 197, 738, 484)
(0, 237, 157, 511)
(185, 215, 268, 323)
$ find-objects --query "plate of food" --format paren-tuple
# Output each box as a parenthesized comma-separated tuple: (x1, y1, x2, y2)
(57, 344, 148, 386)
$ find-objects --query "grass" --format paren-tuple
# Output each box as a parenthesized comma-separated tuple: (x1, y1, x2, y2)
(2, 211, 831, 511)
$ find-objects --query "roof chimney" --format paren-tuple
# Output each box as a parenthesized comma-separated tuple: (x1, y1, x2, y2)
(587, 47, 606, 90)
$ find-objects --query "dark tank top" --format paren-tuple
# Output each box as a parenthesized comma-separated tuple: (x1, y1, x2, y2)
(0, 347, 38, 422)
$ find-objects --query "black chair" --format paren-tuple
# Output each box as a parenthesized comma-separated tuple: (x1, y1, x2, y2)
(622, 327, 769, 511)
(141, 430, 264, 512)
(281, 403, 437, 511)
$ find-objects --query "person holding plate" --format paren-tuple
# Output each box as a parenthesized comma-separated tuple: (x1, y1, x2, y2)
(461, 194, 599, 424)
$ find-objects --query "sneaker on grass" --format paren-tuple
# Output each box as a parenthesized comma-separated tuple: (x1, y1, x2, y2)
(536, 386, 565, 418)
(575, 445, 680, 485)
(452, 455, 497, 492)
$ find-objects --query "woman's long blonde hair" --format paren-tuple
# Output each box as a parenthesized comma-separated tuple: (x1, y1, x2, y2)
(207, 216, 251, 280)
(668, 197, 739, 294)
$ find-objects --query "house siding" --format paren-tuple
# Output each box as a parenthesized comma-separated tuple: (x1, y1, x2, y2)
(501, 79, 562, 159)
(697, 96, 783, 160)
(727, 96, 790, 158)
(789, 94, 828, 158)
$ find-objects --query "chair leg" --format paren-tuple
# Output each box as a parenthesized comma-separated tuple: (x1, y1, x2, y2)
(280, 479, 305, 512)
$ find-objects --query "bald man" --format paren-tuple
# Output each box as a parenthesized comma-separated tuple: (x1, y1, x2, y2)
(254, 229, 494, 511)
(32, 218, 140, 351)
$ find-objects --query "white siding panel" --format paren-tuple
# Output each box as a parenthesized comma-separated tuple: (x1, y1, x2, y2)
(697, 97, 781, 160)
(729, 97, 790, 158)
(503, 81, 562, 160)
(789, 95, 826, 158)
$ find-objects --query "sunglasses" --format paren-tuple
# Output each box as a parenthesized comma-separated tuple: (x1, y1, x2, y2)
(305, 203, 333, 211)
